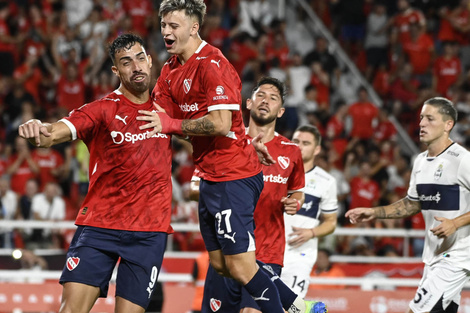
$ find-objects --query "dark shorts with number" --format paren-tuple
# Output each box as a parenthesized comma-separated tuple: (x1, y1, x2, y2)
(59, 226, 167, 309)
(201, 262, 282, 313)
(198, 172, 263, 255)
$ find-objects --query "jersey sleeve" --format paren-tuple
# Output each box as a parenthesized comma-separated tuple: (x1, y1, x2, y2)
(60, 101, 107, 142)
(457, 155, 470, 191)
(407, 156, 420, 201)
(287, 146, 305, 192)
(320, 177, 338, 214)
(200, 57, 241, 112)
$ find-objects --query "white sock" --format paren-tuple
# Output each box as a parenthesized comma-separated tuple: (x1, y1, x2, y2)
(287, 296, 306, 313)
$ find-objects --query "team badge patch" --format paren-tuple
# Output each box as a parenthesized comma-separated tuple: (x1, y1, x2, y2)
(66, 257, 80, 271)
(183, 79, 192, 94)
(434, 163, 443, 181)
(210, 298, 222, 312)
(278, 156, 290, 170)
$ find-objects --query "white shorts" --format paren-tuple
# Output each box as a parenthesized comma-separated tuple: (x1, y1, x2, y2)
(280, 251, 316, 298)
(409, 263, 470, 313)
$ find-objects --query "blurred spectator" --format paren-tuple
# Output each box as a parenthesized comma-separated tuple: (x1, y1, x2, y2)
(31, 146, 65, 191)
(265, 31, 290, 69)
(309, 248, 346, 290)
(309, 61, 330, 112)
(364, 2, 389, 82)
(17, 178, 39, 221)
(332, 0, 366, 56)
(389, 62, 420, 109)
(433, 41, 461, 98)
(298, 84, 318, 126)
(372, 62, 391, 99)
(6, 136, 39, 194)
(78, 4, 109, 61)
(122, 0, 153, 37)
(389, 0, 426, 47)
(18, 249, 48, 270)
(326, 101, 348, 140)
(29, 182, 65, 249)
(74, 140, 89, 206)
(448, 0, 470, 69)
(13, 45, 44, 106)
(303, 35, 340, 80)
(0, 1, 25, 77)
(201, 14, 232, 53)
(401, 22, 435, 86)
(55, 62, 87, 112)
(347, 87, 379, 140)
(348, 159, 380, 210)
(0, 176, 18, 248)
(368, 146, 390, 193)
(373, 108, 397, 143)
(237, 0, 274, 38)
(64, 0, 93, 28)
(3, 82, 36, 132)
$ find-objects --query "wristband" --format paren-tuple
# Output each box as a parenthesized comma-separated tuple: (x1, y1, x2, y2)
(296, 199, 301, 212)
(158, 112, 184, 136)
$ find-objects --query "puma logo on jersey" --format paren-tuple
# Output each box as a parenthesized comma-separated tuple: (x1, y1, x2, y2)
(223, 232, 236, 243)
(196, 56, 207, 60)
(211, 59, 221, 68)
(253, 288, 270, 301)
(115, 115, 128, 125)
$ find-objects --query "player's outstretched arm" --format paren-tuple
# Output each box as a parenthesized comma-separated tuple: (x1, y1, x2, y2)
(19, 119, 73, 148)
(346, 197, 421, 224)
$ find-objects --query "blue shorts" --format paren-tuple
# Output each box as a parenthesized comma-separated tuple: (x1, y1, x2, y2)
(201, 263, 282, 313)
(59, 226, 167, 309)
(198, 172, 263, 255)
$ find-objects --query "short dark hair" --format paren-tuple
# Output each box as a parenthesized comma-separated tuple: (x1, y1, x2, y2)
(108, 33, 144, 64)
(424, 97, 458, 125)
(159, 0, 206, 27)
(252, 77, 287, 105)
(295, 124, 322, 146)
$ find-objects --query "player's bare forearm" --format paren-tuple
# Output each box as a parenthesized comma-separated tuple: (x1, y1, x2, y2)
(19, 120, 72, 148)
(282, 191, 304, 215)
(315, 212, 337, 237)
(375, 198, 421, 219)
(182, 110, 231, 136)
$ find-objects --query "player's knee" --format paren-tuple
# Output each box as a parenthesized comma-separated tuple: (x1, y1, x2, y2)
(225, 259, 257, 285)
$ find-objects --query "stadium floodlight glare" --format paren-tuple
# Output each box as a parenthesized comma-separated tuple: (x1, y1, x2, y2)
(12, 249, 22, 260)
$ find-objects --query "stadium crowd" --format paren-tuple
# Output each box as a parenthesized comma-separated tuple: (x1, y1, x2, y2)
(1, 0, 470, 260)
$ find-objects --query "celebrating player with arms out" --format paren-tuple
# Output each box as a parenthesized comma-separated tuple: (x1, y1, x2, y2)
(346, 97, 470, 313)
(199, 78, 327, 313)
(19, 34, 172, 313)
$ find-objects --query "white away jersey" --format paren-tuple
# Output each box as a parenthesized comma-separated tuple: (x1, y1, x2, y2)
(407, 142, 470, 269)
(284, 166, 338, 257)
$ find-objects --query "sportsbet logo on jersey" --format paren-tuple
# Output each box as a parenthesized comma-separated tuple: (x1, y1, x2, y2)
(110, 131, 168, 144)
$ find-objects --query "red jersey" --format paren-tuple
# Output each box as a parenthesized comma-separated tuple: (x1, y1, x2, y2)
(122, 0, 152, 36)
(152, 42, 261, 182)
(8, 155, 37, 194)
(62, 90, 173, 232)
(394, 9, 425, 42)
(57, 76, 86, 113)
(250, 133, 305, 266)
(347, 102, 379, 139)
(402, 33, 434, 75)
(374, 120, 397, 142)
(433, 56, 461, 97)
(31, 149, 64, 190)
(349, 177, 380, 209)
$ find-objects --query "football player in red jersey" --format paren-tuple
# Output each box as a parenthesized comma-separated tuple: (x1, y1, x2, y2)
(137, 1, 319, 312)
(190, 78, 327, 313)
(19, 34, 172, 313)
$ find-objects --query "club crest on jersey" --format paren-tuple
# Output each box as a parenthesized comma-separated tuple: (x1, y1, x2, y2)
(278, 156, 290, 170)
(66, 257, 80, 271)
(210, 298, 222, 312)
(434, 163, 443, 181)
(183, 79, 192, 94)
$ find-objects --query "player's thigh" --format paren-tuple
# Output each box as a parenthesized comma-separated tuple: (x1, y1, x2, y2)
(199, 174, 263, 256)
(201, 264, 241, 313)
(59, 282, 100, 313)
(409, 264, 468, 313)
(116, 231, 167, 310)
(59, 226, 120, 298)
(281, 255, 314, 298)
(115, 296, 146, 313)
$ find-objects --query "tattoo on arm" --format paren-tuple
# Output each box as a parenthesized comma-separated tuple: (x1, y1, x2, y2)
(376, 198, 421, 219)
(182, 118, 215, 135)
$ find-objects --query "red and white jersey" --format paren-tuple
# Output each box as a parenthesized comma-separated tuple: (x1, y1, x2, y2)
(152, 41, 261, 182)
(61, 90, 173, 232)
(249, 133, 305, 266)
